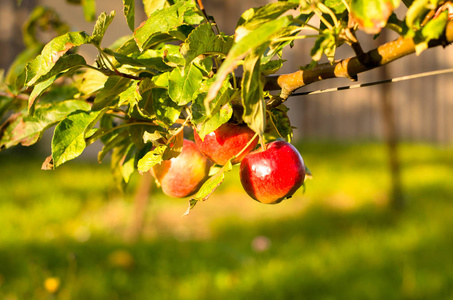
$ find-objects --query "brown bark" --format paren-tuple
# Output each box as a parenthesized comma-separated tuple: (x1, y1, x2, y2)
(264, 20, 453, 101)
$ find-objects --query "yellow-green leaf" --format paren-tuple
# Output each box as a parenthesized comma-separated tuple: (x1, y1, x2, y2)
(51, 108, 106, 168)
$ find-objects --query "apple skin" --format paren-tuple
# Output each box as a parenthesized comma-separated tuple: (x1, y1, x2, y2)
(151, 139, 212, 198)
(194, 123, 258, 165)
(239, 140, 305, 204)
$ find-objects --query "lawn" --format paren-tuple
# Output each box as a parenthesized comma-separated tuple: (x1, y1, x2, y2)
(0, 141, 452, 299)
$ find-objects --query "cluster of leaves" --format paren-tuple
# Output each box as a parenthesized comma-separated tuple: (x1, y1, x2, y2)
(0, 0, 451, 205)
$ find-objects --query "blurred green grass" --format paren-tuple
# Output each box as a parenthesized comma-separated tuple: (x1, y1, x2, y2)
(0, 142, 452, 299)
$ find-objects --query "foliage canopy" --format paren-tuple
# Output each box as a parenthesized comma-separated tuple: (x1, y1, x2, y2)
(0, 0, 451, 210)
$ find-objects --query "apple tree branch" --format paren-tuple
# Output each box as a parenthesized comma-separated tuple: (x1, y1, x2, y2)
(264, 20, 453, 108)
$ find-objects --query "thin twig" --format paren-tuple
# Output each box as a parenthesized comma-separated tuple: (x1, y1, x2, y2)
(85, 64, 142, 81)
(0, 91, 29, 101)
(196, 0, 220, 34)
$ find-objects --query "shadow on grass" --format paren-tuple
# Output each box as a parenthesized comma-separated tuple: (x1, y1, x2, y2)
(1, 199, 453, 300)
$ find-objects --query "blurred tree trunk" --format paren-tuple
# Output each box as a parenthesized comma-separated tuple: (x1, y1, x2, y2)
(126, 172, 152, 242)
(378, 31, 405, 210)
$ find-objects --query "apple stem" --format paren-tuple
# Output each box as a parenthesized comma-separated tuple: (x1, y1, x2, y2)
(259, 135, 266, 151)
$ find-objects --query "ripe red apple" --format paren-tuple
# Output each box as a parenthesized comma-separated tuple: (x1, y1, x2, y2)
(239, 140, 305, 204)
(151, 139, 212, 198)
(194, 123, 258, 165)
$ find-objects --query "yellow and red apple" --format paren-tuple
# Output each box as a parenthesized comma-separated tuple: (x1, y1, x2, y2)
(151, 139, 212, 198)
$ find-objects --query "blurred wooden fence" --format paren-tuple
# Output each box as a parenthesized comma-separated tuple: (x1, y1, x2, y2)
(1, 0, 452, 144)
(285, 45, 453, 144)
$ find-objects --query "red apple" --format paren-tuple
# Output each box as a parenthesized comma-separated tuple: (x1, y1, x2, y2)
(194, 123, 258, 165)
(239, 140, 305, 204)
(151, 139, 212, 198)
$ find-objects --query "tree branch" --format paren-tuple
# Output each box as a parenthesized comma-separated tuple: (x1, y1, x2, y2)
(265, 20, 453, 107)
(0, 91, 29, 101)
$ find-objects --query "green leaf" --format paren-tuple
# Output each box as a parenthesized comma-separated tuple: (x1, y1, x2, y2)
(98, 130, 129, 162)
(183, 7, 204, 25)
(115, 36, 141, 55)
(110, 38, 176, 72)
(414, 11, 449, 54)
(192, 78, 235, 139)
(325, 0, 347, 14)
(25, 31, 91, 87)
(311, 29, 337, 62)
(118, 80, 141, 107)
(134, 89, 155, 120)
(236, 1, 298, 30)
(51, 108, 106, 168)
(0, 100, 91, 150)
(194, 103, 233, 140)
(137, 127, 184, 173)
(241, 45, 266, 136)
(186, 160, 233, 214)
(162, 44, 185, 67)
(152, 88, 183, 126)
(261, 59, 284, 76)
(111, 141, 136, 191)
(406, 0, 430, 30)
(194, 56, 214, 75)
(351, 0, 400, 34)
(142, 0, 167, 17)
(35, 53, 86, 86)
(137, 144, 167, 173)
(129, 49, 174, 71)
(180, 23, 234, 66)
(28, 54, 87, 113)
(28, 76, 58, 114)
(151, 72, 170, 87)
(92, 76, 132, 110)
(192, 76, 235, 124)
(133, 1, 200, 51)
(206, 16, 292, 104)
(420, 10, 448, 40)
(99, 113, 115, 144)
(39, 85, 79, 104)
(265, 104, 293, 142)
(76, 68, 108, 97)
(168, 65, 203, 105)
(130, 78, 156, 119)
(123, 0, 135, 31)
(121, 143, 137, 184)
(128, 124, 158, 149)
(82, 0, 96, 22)
(91, 11, 116, 46)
